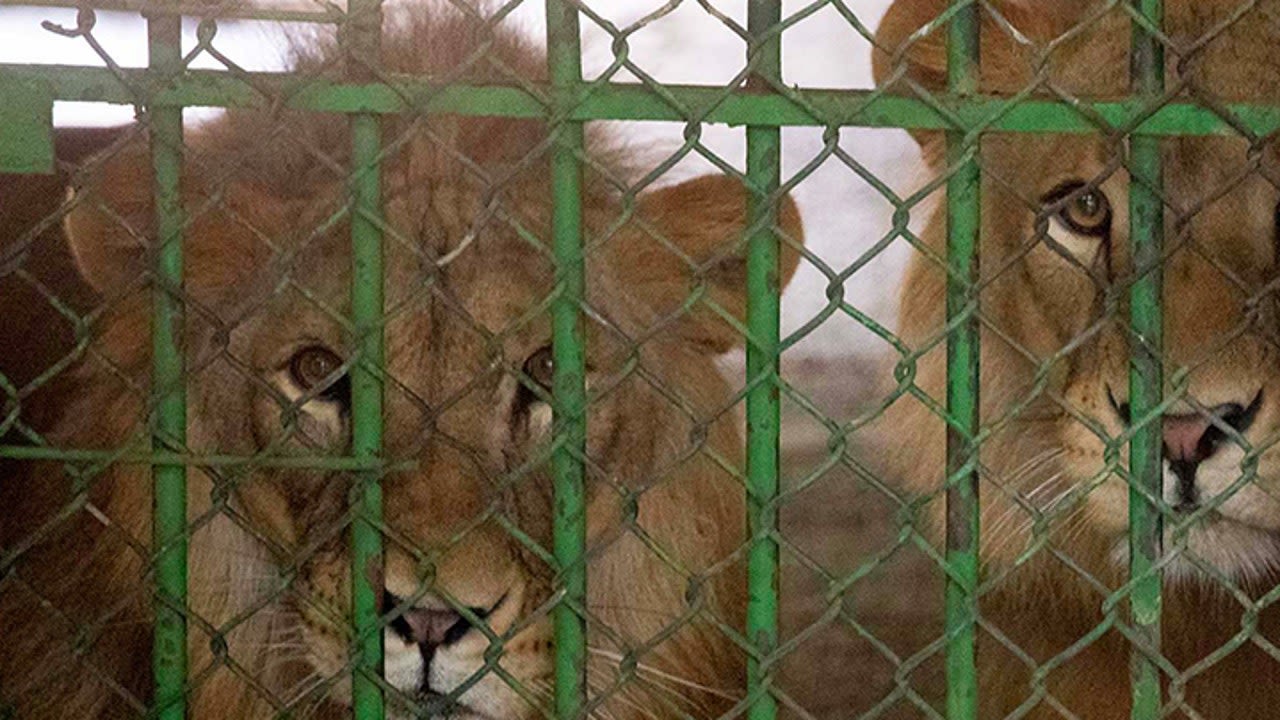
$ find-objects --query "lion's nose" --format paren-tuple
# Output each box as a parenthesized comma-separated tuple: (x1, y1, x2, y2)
(403, 607, 469, 648)
(1161, 399, 1260, 509)
(1163, 413, 1220, 465)
(1163, 402, 1253, 464)
(383, 592, 485, 651)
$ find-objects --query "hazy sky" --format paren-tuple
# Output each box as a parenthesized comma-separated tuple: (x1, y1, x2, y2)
(0, 1, 921, 360)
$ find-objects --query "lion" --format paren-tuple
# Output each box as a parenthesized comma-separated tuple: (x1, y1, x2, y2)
(872, 0, 1280, 716)
(0, 10, 803, 719)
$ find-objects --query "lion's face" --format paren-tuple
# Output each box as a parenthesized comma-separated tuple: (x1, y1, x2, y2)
(874, 0, 1280, 585)
(61, 114, 800, 716)
(225, 225, 569, 718)
(984, 133, 1280, 580)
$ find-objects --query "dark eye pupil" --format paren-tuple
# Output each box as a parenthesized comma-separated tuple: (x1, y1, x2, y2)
(525, 347, 554, 389)
(1075, 192, 1101, 218)
(1041, 181, 1111, 238)
(293, 348, 340, 389)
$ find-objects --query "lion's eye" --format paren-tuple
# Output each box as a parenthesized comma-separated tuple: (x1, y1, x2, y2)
(523, 346, 555, 392)
(289, 346, 347, 400)
(1043, 181, 1112, 237)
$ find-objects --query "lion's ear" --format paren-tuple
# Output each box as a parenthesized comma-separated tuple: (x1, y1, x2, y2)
(871, 0, 951, 96)
(872, 0, 1096, 150)
(613, 174, 803, 355)
(65, 141, 283, 296)
(63, 142, 154, 295)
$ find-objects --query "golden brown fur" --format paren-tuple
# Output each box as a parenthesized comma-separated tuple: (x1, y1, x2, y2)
(874, 1, 1280, 716)
(0, 9, 803, 719)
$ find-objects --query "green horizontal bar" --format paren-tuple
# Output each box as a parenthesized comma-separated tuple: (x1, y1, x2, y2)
(0, 76, 54, 174)
(9, 63, 1280, 135)
(0, 445, 416, 470)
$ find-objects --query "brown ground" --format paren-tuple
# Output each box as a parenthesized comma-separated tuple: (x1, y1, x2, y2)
(776, 357, 945, 719)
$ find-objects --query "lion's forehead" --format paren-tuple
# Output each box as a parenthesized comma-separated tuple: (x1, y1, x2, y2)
(227, 241, 556, 372)
(1046, 2, 1280, 101)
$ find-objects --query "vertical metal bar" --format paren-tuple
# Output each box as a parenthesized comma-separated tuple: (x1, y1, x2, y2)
(745, 3, 782, 720)
(944, 2, 980, 718)
(545, 2, 588, 718)
(1128, 1, 1164, 717)
(345, 1, 385, 717)
(147, 7, 187, 719)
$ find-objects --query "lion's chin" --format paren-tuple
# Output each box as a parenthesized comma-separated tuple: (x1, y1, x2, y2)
(380, 691, 495, 720)
(387, 705, 491, 720)
(1108, 513, 1280, 584)
(379, 684, 511, 720)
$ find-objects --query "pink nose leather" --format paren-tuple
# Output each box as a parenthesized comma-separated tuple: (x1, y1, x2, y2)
(402, 607, 464, 647)
(1163, 415, 1211, 462)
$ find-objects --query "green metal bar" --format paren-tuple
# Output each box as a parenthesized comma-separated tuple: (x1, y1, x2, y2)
(744, 3, 782, 720)
(146, 6, 187, 720)
(545, 2, 588, 719)
(1128, 0, 1165, 717)
(14, 63, 1280, 136)
(944, 2, 980, 719)
(345, 0, 385, 717)
(0, 77, 53, 174)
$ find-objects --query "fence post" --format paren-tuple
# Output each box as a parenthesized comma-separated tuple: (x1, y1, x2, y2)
(146, 3, 188, 717)
(345, 0, 386, 716)
(943, 1, 981, 718)
(1128, 0, 1165, 717)
(545, 2, 588, 719)
(745, 2, 782, 720)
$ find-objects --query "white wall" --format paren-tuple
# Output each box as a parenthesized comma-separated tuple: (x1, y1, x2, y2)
(0, 1, 924, 360)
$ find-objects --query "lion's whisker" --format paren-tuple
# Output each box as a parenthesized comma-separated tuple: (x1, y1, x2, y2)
(986, 470, 1068, 560)
(983, 450, 1067, 543)
(1053, 503, 1098, 551)
(585, 674, 659, 720)
(1006, 449, 1066, 490)
(585, 604, 686, 621)
(586, 647, 738, 702)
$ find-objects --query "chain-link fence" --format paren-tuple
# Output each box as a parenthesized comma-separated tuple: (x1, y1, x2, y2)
(4, 0, 1280, 718)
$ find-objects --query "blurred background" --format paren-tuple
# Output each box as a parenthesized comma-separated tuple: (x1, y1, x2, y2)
(0, 3, 944, 716)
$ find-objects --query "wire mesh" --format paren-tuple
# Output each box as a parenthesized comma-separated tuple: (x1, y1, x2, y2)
(5, 0, 1280, 719)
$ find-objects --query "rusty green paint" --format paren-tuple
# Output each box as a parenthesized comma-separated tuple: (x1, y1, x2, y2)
(0, 78, 54, 174)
